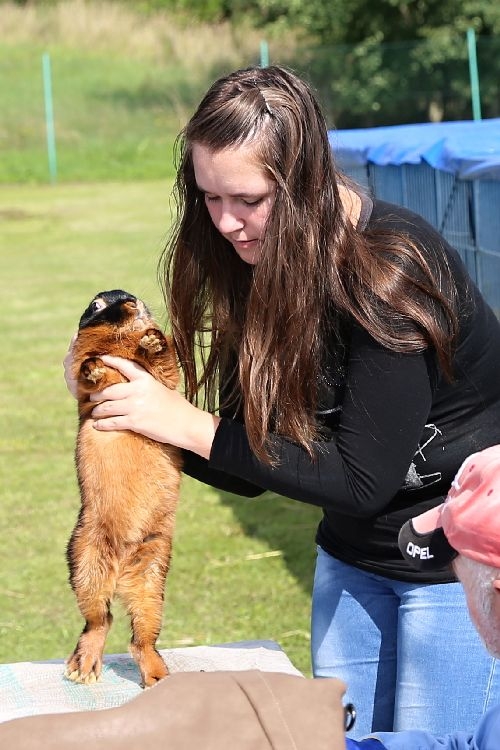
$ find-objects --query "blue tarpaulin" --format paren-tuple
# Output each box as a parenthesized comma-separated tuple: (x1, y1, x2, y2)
(329, 118, 500, 180)
(328, 118, 500, 315)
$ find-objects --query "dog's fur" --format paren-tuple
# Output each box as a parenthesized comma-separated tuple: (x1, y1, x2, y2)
(65, 290, 182, 688)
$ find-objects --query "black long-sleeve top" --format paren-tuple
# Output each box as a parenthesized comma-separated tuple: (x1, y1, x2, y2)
(181, 199, 500, 582)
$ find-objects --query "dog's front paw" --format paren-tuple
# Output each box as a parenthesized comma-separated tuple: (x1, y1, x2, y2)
(139, 329, 167, 355)
(80, 357, 107, 384)
(64, 647, 102, 685)
(64, 666, 99, 685)
(64, 630, 104, 685)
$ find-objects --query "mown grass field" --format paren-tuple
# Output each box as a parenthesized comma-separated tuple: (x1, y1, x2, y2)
(0, 180, 321, 676)
(0, 0, 317, 677)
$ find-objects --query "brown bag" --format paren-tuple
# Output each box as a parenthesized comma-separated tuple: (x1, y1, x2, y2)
(0, 670, 347, 749)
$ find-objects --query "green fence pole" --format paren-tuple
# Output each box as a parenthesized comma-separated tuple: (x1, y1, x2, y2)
(467, 28, 482, 121)
(260, 40, 269, 68)
(42, 52, 57, 183)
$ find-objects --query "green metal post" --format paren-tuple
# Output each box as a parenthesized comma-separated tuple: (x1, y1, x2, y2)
(260, 40, 269, 68)
(467, 28, 482, 121)
(42, 52, 57, 183)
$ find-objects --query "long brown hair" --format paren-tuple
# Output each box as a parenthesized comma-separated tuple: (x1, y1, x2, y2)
(159, 65, 458, 463)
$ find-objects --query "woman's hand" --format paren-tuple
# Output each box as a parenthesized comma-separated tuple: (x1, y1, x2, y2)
(90, 355, 221, 460)
(63, 334, 79, 398)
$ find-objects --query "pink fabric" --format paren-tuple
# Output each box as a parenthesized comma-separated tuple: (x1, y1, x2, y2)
(413, 445, 500, 568)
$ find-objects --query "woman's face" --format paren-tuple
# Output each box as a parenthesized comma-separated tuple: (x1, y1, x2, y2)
(192, 142, 276, 265)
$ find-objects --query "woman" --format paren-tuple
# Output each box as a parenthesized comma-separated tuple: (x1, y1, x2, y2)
(65, 65, 500, 736)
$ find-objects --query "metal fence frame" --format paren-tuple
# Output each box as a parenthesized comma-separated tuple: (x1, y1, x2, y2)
(339, 160, 500, 317)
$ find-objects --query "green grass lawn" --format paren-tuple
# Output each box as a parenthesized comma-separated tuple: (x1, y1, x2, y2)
(0, 180, 320, 676)
(0, 3, 288, 185)
(0, 42, 201, 184)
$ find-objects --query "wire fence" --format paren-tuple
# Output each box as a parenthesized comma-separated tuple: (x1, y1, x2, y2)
(2, 28, 499, 312)
(1, 31, 499, 184)
(337, 159, 500, 317)
(292, 33, 500, 129)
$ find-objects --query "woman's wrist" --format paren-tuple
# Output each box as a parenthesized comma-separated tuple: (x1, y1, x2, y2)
(183, 408, 221, 460)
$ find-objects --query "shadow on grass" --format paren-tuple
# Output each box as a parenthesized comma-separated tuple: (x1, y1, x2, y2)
(217, 489, 322, 595)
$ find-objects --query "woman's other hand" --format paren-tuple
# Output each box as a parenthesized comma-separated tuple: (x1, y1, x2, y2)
(63, 334, 79, 398)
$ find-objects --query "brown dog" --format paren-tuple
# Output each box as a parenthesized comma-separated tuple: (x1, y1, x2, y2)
(66, 289, 182, 688)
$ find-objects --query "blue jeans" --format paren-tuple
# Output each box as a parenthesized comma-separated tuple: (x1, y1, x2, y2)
(311, 547, 500, 739)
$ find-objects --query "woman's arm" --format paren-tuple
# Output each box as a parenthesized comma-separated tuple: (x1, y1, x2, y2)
(181, 450, 265, 497)
(88, 356, 265, 496)
(208, 325, 434, 516)
(89, 325, 434, 517)
(64, 344, 264, 497)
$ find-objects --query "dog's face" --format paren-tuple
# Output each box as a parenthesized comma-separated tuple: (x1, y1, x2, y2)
(72, 289, 177, 407)
(79, 290, 154, 333)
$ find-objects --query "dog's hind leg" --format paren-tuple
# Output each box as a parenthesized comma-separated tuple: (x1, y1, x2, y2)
(65, 530, 118, 684)
(117, 534, 172, 688)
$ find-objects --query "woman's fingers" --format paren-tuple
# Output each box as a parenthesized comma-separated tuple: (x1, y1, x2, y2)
(99, 355, 146, 379)
(63, 333, 79, 398)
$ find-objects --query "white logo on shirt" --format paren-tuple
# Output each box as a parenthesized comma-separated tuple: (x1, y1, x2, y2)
(404, 424, 443, 490)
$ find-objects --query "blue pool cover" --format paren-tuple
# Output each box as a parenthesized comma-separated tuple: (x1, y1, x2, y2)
(329, 118, 500, 180)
